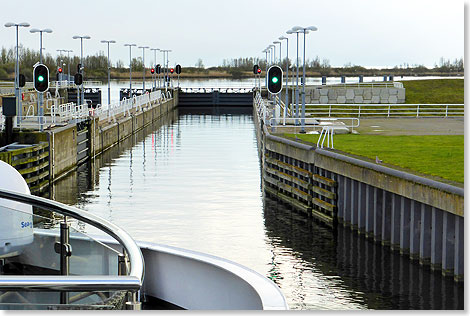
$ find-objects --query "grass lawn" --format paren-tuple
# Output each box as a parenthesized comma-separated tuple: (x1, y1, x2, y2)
(284, 133, 464, 184)
(402, 79, 464, 104)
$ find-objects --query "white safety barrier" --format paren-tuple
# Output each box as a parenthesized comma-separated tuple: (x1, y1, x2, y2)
(304, 103, 464, 118)
(94, 89, 170, 122)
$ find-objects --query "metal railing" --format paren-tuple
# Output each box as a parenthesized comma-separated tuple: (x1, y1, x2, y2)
(304, 103, 464, 118)
(0, 188, 144, 295)
(94, 89, 172, 122)
(180, 87, 253, 93)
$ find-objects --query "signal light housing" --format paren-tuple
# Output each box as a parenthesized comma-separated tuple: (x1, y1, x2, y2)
(74, 73, 83, 85)
(175, 64, 181, 74)
(267, 65, 283, 95)
(33, 64, 49, 93)
(156, 64, 161, 74)
(253, 64, 259, 74)
(18, 74, 25, 87)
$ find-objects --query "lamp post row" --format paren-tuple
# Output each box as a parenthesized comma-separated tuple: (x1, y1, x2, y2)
(263, 25, 317, 132)
(4, 21, 170, 120)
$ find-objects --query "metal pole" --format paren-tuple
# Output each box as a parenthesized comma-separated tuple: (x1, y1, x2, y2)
(295, 32, 300, 123)
(107, 42, 111, 107)
(285, 38, 289, 120)
(15, 26, 19, 126)
(67, 51, 70, 85)
(265, 51, 268, 90)
(301, 30, 307, 133)
(142, 48, 145, 93)
(129, 46, 132, 97)
(39, 31, 44, 131)
(59, 217, 70, 304)
(80, 38, 84, 106)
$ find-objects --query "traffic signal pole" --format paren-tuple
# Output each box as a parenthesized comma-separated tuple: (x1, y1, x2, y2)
(39, 32, 44, 131)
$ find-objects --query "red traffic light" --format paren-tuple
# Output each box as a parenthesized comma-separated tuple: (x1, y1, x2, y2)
(257, 68, 261, 74)
(151, 68, 155, 74)
(170, 68, 174, 74)
(58, 67, 63, 73)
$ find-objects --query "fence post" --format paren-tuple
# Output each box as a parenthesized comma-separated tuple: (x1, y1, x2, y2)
(445, 105, 448, 117)
(417, 104, 420, 117)
(387, 105, 391, 117)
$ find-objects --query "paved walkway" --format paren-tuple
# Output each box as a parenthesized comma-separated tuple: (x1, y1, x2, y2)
(354, 117, 464, 136)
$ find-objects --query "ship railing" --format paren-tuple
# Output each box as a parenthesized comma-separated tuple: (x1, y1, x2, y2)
(0, 188, 144, 310)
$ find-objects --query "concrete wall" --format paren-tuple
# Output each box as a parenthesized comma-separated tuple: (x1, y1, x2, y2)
(253, 102, 464, 281)
(304, 86, 406, 104)
(49, 124, 77, 179)
(46, 92, 177, 181)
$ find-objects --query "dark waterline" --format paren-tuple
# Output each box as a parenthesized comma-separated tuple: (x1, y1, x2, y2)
(48, 108, 463, 310)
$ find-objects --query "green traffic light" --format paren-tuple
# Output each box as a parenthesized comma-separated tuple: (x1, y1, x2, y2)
(271, 76, 279, 84)
(37, 75, 44, 82)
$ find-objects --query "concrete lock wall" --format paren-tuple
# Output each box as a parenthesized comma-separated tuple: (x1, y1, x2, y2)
(252, 101, 464, 281)
(304, 87, 406, 104)
(44, 93, 177, 181)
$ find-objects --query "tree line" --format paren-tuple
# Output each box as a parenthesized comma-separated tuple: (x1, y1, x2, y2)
(0, 45, 463, 81)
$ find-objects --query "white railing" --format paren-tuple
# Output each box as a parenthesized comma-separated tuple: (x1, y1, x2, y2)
(310, 81, 404, 89)
(180, 87, 253, 93)
(51, 102, 90, 123)
(1, 89, 173, 131)
(94, 89, 171, 122)
(304, 103, 464, 118)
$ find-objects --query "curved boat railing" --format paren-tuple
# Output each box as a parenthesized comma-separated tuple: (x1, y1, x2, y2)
(0, 189, 144, 295)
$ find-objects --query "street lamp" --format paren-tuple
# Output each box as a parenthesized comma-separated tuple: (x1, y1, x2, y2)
(291, 25, 318, 133)
(31, 27, 52, 130)
(100, 40, 116, 109)
(56, 49, 68, 83)
(279, 36, 289, 124)
(4, 21, 30, 125)
(150, 48, 159, 90)
(64, 50, 73, 84)
(72, 35, 91, 106)
(160, 49, 171, 90)
(287, 27, 301, 125)
(273, 41, 281, 64)
(124, 43, 136, 97)
(138, 46, 149, 93)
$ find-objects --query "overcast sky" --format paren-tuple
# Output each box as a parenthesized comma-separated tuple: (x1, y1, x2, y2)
(0, 0, 464, 68)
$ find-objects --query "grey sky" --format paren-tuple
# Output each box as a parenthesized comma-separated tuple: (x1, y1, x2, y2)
(0, 0, 464, 68)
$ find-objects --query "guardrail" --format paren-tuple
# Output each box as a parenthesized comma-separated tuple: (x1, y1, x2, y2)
(180, 87, 253, 93)
(0, 188, 144, 308)
(94, 89, 172, 122)
(305, 103, 464, 118)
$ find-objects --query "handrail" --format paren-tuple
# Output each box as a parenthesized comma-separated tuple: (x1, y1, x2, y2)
(0, 188, 144, 292)
(304, 103, 464, 118)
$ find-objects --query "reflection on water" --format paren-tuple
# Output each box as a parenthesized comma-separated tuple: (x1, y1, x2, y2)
(263, 196, 463, 310)
(48, 108, 463, 310)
